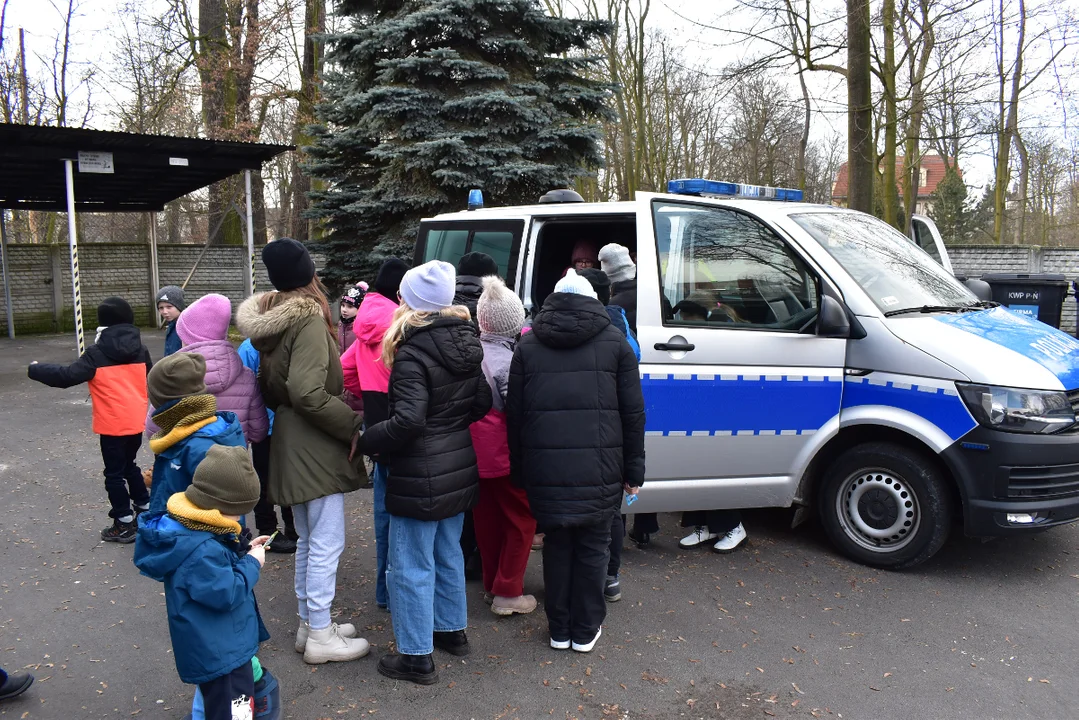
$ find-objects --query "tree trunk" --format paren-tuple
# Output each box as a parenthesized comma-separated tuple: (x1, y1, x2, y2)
(993, 0, 1024, 244)
(1013, 132, 1028, 245)
(880, 0, 898, 226)
(291, 0, 325, 241)
(847, 0, 874, 213)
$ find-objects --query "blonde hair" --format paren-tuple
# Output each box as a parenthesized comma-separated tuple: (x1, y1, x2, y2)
(381, 302, 471, 367)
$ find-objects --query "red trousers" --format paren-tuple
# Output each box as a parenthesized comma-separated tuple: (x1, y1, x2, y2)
(473, 475, 537, 598)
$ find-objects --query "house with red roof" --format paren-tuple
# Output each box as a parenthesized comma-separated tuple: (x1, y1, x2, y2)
(831, 154, 960, 215)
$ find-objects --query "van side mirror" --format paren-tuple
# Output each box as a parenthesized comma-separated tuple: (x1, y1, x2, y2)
(817, 295, 852, 339)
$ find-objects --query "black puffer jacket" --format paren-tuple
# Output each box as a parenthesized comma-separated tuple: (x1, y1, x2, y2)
(361, 316, 492, 521)
(609, 277, 637, 332)
(507, 292, 645, 530)
(452, 276, 483, 328)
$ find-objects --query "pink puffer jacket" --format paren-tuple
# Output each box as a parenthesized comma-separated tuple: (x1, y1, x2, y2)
(343, 291, 396, 395)
(145, 339, 269, 444)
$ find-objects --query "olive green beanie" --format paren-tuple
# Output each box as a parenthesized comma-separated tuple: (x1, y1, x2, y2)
(185, 445, 261, 517)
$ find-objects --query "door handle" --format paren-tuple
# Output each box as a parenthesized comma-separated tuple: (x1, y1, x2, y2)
(654, 341, 695, 352)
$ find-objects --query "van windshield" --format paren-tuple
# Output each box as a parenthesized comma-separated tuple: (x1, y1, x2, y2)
(791, 212, 976, 314)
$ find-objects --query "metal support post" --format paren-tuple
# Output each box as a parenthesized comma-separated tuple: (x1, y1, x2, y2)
(1, 212, 14, 338)
(149, 211, 161, 327)
(64, 159, 85, 356)
(245, 169, 255, 297)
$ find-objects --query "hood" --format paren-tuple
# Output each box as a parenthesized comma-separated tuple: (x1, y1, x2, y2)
(885, 306, 1079, 390)
(454, 276, 484, 301)
(235, 293, 323, 352)
(354, 292, 399, 344)
(156, 412, 246, 460)
(403, 317, 483, 375)
(179, 339, 244, 394)
(135, 513, 212, 581)
(532, 292, 611, 349)
(97, 324, 144, 363)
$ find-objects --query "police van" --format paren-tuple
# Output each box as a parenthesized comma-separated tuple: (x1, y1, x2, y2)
(413, 180, 1079, 569)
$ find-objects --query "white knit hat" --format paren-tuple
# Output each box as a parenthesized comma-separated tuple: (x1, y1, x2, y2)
(598, 243, 635, 284)
(477, 276, 525, 338)
(399, 260, 456, 312)
(553, 269, 598, 299)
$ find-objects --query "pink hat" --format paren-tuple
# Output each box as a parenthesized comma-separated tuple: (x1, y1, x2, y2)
(177, 293, 233, 345)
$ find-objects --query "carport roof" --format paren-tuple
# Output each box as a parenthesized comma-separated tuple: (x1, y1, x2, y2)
(0, 124, 293, 212)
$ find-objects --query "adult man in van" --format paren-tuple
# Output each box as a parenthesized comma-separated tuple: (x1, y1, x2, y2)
(599, 244, 637, 332)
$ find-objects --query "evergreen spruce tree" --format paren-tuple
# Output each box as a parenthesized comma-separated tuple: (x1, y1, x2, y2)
(929, 167, 971, 243)
(306, 0, 612, 287)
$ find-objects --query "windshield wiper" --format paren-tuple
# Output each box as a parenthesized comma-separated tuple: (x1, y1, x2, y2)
(884, 305, 971, 317)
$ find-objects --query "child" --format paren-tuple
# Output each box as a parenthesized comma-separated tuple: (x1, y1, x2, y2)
(147, 293, 268, 446)
(238, 338, 298, 555)
(157, 285, 186, 356)
(506, 269, 645, 654)
(338, 281, 367, 354)
(145, 352, 247, 513)
(134, 444, 271, 720)
(469, 276, 536, 617)
(28, 297, 153, 543)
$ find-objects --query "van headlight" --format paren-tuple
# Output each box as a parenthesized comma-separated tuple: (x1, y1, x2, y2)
(957, 384, 1075, 434)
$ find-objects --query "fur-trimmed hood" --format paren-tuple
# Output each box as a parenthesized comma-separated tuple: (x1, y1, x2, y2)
(236, 293, 323, 352)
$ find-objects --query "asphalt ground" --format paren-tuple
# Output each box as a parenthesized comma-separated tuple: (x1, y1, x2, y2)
(1, 331, 1077, 720)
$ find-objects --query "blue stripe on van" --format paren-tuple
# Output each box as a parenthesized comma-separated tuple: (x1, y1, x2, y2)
(641, 373, 842, 436)
(841, 376, 976, 441)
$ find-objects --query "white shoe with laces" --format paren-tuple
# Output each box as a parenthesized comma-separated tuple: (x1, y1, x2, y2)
(295, 621, 360, 653)
(712, 523, 748, 554)
(550, 637, 571, 650)
(679, 526, 718, 548)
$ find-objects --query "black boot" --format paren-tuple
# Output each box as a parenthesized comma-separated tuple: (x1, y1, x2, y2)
(0, 671, 34, 701)
(266, 533, 297, 554)
(433, 630, 471, 657)
(377, 653, 438, 685)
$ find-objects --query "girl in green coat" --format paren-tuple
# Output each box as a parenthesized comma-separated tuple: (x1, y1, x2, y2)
(236, 238, 369, 666)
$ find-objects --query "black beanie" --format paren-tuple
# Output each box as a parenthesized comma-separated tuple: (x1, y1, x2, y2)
(262, 238, 316, 291)
(97, 297, 134, 327)
(373, 258, 409, 299)
(457, 252, 498, 278)
(579, 268, 611, 306)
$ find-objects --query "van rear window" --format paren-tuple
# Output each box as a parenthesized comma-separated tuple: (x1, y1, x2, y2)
(415, 220, 525, 287)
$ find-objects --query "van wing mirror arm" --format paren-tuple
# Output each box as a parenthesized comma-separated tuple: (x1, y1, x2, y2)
(817, 295, 865, 340)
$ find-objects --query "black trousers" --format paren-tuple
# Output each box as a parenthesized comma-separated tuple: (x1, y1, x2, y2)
(199, 661, 254, 720)
(100, 434, 149, 519)
(607, 512, 624, 577)
(251, 436, 294, 534)
(630, 512, 660, 536)
(682, 509, 742, 534)
(542, 511, 612, 644)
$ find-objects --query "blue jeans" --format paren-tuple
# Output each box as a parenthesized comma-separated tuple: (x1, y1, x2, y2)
(373, 463, 389, 609)
(386, 512, 468, 655)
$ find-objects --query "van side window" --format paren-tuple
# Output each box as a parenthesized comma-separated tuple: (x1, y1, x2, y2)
(911, 220, 942, 264)
(471, 231, 513, 275)
(653, 202, 820, 332)
(423, 229, 470, 267)
(415, 220, 526, 288)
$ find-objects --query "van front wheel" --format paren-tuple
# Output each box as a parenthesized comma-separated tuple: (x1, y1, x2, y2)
(819, 442, 952, 569)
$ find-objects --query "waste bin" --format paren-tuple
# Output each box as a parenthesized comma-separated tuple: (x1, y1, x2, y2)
(981, 273, 1070, 328)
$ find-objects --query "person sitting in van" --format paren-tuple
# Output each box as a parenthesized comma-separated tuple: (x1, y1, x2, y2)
(566, 239, 599, 274)
(599, 243, 637, 331)
(507, 269, 645, 653)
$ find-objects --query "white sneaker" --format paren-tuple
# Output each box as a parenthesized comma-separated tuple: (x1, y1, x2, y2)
(295, 621, 359, 653)
(550, 637, 571, 650)
(712, 523, 748, 553)
(679, 526, 718, 548)
(572, 627, 602, 653)
(303, 625, 370, 664)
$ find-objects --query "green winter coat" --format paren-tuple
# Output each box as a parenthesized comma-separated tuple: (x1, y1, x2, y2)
(236, 293, 367, 506)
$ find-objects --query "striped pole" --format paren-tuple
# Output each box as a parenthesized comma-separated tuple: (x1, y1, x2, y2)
(245, 170, 255, 297)
(64, 160, 85, 356)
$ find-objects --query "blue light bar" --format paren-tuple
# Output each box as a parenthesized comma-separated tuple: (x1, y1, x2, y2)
(667, 178, 804, 202)
(467, 189, 484, 210)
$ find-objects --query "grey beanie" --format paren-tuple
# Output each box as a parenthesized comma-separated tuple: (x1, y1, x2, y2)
(156, 285, 186, 312)
(399, 260, 456, 312)
(186, 445, 261, 517)
(477, 276, 525, 338)
(598, 244, 635, 284)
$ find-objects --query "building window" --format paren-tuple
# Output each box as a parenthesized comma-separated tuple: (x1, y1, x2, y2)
(919, 167, 928, 187)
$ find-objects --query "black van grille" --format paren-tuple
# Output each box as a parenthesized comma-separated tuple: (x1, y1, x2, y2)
(1006, 463, 1079, 499)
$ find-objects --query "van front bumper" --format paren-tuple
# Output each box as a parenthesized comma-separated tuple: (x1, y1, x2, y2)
(941, 426, 1079, 536)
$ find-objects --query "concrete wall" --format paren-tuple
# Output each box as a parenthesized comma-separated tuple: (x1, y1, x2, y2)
(948, 245, 1078, 335)
(0, 242, 283, 336)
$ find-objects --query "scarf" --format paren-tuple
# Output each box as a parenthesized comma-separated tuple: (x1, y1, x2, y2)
(149, 395, 218, 454)
(166, 492, 242, 536)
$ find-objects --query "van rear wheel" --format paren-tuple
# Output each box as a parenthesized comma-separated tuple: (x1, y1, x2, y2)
(819, 442, 952, 569)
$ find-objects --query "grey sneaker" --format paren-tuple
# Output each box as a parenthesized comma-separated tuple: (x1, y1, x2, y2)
(604, 575, 622, 602)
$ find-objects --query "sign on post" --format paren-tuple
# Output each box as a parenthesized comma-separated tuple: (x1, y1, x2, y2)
(77, 151, 114, 174)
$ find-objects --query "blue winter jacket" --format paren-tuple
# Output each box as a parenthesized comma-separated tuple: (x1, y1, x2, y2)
(606, 305, 641, 360)
(148, 411, 247, 514)
(134, 513, 263, 684)
(237, 339, 273, 433)
(164, 320, 182, 357)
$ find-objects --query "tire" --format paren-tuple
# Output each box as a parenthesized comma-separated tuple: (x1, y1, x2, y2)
(818, 442, 953, 570)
